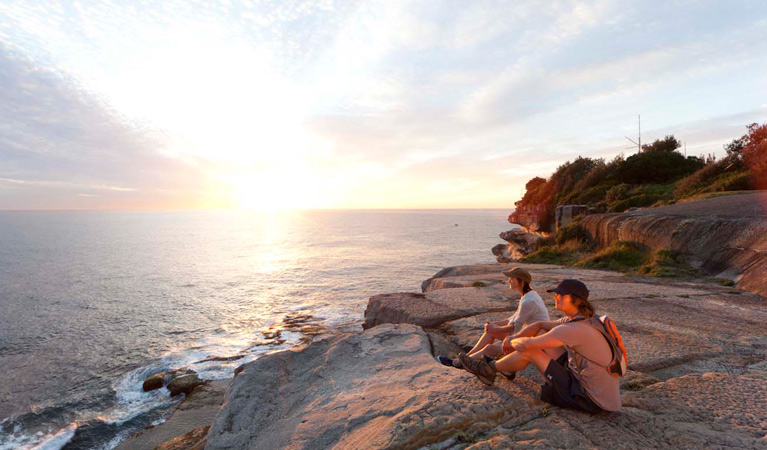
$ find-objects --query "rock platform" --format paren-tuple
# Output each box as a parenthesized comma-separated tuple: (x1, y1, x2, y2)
(205, 263, 767, 450)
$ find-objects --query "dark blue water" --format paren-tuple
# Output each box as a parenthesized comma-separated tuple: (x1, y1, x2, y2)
(0, 209, 510, 449)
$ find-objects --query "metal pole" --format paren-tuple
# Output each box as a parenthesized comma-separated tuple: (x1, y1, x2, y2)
(638, 115, 641, 153)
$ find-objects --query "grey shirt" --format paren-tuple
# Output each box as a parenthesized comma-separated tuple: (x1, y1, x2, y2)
(507, 290, 550, 334)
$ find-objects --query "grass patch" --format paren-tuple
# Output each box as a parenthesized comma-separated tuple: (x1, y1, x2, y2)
(678, 189, 765, 204)
(622, 380, 648, 391)
(638, 250, 703, 278)
(521, 247, 581, 265)
(577, 241, 648, 271)
(718, 279, 736, 287)
(454, 431, 477, 444)
(471, 281, 487, 287)
(540, 406, 551, 417)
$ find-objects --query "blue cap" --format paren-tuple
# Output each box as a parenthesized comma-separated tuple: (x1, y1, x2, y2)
(547, 279, 589, 300)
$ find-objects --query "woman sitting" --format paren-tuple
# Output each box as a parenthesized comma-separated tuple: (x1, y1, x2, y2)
(436, 267, 549, 377)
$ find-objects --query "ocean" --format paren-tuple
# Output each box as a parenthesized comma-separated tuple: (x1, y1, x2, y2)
(0, 209, 511, 449)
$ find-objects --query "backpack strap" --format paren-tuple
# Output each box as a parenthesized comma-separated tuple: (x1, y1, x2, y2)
(559, 316, 615, 371)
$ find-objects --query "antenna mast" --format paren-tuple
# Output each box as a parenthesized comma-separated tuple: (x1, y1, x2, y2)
(625, 114, 642, 153)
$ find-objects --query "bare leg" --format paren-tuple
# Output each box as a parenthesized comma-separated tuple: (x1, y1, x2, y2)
(494, 349, 553, 376)
(469, 342, 504, 360)
(543, 346, 566, 360)
(467, 331, 496, 355)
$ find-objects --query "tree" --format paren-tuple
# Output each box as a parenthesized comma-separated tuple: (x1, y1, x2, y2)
(614, 149, 704, 184)
(641, 135, 681, 153)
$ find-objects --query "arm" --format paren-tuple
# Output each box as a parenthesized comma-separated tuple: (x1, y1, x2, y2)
(511, 332, 564, 352)
(501, 320, 561, 352)
(514, 320, 560, 338)
(485, 322, 515, 339)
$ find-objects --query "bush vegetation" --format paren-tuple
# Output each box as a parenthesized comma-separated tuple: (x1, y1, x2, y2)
(514, 122, 766, 224)
(513, 121, 766, 280)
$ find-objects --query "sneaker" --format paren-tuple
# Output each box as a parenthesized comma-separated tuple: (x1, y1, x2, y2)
(481, 355, 515, 381)
(436, 355, 455, 367)
(500, 371, 517, 381)
(458, 352, 496, 386)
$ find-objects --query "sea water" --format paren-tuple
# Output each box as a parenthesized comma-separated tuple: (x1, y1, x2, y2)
(0, 209, 512, 449)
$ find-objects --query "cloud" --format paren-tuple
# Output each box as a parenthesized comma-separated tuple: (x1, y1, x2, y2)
(1, 0, 766, 209)
(0, 45, 209, 209)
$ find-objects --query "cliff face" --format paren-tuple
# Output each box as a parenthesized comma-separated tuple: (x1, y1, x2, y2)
(508, 206, 553, 235)
(580, 192, 767, 298)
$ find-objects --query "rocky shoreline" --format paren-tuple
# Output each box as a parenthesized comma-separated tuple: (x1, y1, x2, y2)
(126, 261, 767, 449)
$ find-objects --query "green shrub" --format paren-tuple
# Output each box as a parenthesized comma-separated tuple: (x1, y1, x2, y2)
(606, 183, 631, 203)
(472, 281, 487, 287)
(554, 224, 593, 247)
(577, 241, 648, 271)
(609, 193, 659, 212)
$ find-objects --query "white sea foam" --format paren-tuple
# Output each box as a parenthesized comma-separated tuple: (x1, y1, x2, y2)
(0, 423, 77, 450)
(99, 367, 181, 426)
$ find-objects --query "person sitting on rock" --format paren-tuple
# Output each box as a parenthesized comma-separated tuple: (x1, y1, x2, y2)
(457, 279, 621, 413)
(436, 267, 549, 379)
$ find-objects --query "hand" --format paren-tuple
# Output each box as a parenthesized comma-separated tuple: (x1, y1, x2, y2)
(502, 336, 514, 354)
(485, 322, 496, 334)
(511, 337, 530, 352)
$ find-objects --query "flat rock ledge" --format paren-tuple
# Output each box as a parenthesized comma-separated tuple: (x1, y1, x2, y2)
(200, 262, 767, 449)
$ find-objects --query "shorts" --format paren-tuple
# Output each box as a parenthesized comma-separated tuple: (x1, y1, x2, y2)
(540, 353, 604, 414)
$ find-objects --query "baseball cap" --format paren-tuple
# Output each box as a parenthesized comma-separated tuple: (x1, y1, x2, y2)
(547, 279, 589, 300)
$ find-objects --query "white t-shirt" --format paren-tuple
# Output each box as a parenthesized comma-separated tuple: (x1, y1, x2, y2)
(507, 290, 550, 334)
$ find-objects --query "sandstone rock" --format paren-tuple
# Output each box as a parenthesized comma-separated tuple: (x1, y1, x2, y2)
(499, 229, 544, 260)
(142, 368, 197, 392)
(116, 381, 229, 450)
(491, 243, 512, 263)
(154, 425, 209, 450)
(580, 192, 767, 299)
(363, 288, 516, 330)
(206, 324, 545, 450)
(420, 264, 526, 292)
(143, 373, 165, 392)
(206, 261, 767, 449)
(167, 373, 205, 397)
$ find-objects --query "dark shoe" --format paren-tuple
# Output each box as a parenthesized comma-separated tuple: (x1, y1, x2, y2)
(500, 371, 517, 381)
(458, 353, 496, 386)
(436, 355, 455, 367)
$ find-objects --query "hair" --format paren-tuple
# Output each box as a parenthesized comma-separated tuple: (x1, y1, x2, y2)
(571, 295, 595, 317)
(521, 281, 532, 294)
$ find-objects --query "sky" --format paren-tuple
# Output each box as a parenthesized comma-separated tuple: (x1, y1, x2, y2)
(0, 0, 766, 210)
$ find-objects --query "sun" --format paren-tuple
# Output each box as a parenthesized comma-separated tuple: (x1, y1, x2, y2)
(230, 167, 324, 211)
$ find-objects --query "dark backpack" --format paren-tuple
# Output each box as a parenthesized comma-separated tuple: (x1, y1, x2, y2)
(572, 315, 628, 377)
